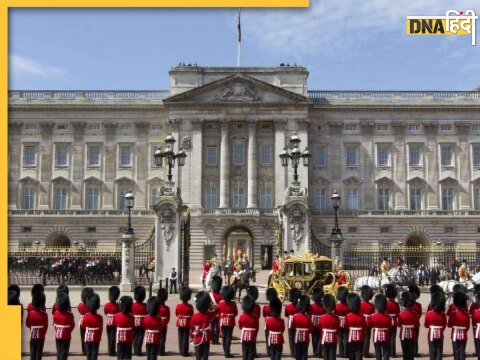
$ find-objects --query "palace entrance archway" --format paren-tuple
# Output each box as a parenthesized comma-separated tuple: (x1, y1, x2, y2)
(45, 233, 71, 247)
(224, 227, 253, 267)
(405, 234, 429, 268)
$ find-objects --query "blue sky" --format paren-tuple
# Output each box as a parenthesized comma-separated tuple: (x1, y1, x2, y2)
(8, 1, 480, 91)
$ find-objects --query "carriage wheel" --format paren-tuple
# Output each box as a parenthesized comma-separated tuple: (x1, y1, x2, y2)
(270, 279, 287, 303)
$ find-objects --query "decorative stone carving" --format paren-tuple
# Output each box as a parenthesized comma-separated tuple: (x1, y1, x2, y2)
(159, 207, 176, 224)
(180, 136, 192, 150)
(159, 182, 179, 197)
(40, 122, 55, 132)
(290, 223, 304, 248)
(72, 122, 87, 131)
(162, 224, 175, 250)
(215, 83, 262, 102)
(286, 185, 308, 197)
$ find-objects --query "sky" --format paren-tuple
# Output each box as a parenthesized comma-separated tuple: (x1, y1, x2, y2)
(8, 0, 480, 91)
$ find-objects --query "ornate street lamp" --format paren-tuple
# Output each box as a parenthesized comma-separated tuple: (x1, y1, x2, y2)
(124, 190, 135, 235)
(330, 190, 344, 260)
(153, 133, 187, 182)
(34, 240, 41, 250)
(279, 133, 311, 185)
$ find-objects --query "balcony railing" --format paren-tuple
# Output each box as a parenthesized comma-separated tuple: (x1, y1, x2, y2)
(9, 90, 170, 101)
(9, 209, 156, 216)
(195, 208, 277, 216)
(310, 209, 480, 216)
(307, 91, 480, 103)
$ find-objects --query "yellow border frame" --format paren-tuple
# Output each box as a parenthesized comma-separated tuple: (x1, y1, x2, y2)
(2, 1, 308, 358)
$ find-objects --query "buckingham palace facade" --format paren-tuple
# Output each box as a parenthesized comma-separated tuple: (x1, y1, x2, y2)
(8, 65, 480, 269)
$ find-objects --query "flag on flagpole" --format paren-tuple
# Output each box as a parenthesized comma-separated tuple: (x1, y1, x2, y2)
(237, 9, 241, 43)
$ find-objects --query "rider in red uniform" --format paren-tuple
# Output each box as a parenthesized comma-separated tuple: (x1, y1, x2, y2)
(202, 261, 211, 289)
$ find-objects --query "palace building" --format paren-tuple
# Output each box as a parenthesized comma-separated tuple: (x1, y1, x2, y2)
(8, 65, 480, 269)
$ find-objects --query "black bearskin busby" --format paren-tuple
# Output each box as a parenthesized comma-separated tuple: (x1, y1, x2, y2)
(269, 298, 282, 317)
(221, 285, 235, 302)
(430, 291, 446, 313)
(385, 284, 397, 300)
(322, 294, 336, 312)
(311, 287, 324, 305)
(134, 285, 146, 302)
(266, 287, 278, 302)
(242, 295, 255, 314)
(247, 286, 259, 301)
(347, 293, 361, 313)
(32, 292, 46, 310)
(195, 291, 212, 314)
(408, 284, 420, 300)
(374, 294, 387, 313)
(31, 283, 44, 297)
(452, 283, 466, 293)
(57, 292, 71, 312)
(147, 296, 160, 316)
(8, 290, 20, 306)
(157, 288, 168, 304)
(81, 287, 94, 304)
(87, 293, 101, 313)
(56, 284, 69, 296)
(360, 285, 373, 301)
(297, 295, 310, 313)
(429, 284, 444, 295)
(453, 291, 468, 309)
(211, 276, 223, 293)
(337, 286, 349, 304)
(400, 291, 414, 309)
(119, 296, 133, 314)
(289, 288, 301, 305)
(108, 286, 120, 302)
(8, 284, 20, 299)
(180, 287, 192, 302)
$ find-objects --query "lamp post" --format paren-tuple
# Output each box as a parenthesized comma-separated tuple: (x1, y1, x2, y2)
(34, 240, 41, 251)
(330, 190, 344, 262)
(153, 133, 187, 182)
(279, 133, 311, 186)
(124, 190, 135, 235)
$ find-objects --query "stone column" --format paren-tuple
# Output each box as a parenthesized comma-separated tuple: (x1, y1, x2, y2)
(39, 122, 54, 209)
(120, 233, 135, 292)
(71, 122, 86, 209)
(219, 122, 230, 208)
(247, 122, 258, 208)
(8, 123, 23, 209)
(274, 120, 287, 207)
(280, 194, 310, 254)
(134, 122, 149, 210)
(103, 123, 117, 210)
(190, 120, 203, 208)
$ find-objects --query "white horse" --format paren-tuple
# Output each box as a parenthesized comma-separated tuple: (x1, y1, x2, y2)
(205, 263, 222, 290)
(471, 272, 480, 284)
(354, 267, 412, 292)
(438, 280, 476, 306)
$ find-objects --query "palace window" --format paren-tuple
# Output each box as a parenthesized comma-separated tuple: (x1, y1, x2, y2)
(442, 187, 455, 210)
(205, 186, 218, 209)
(345, 146, 359, 167)
(233, 143, 244, 165)
(24, 124, 38, 131)
(119, 145, 132, 166)
(473, 146, 480, 167)
(54, 187, 68, 210)
(232, 187, 245, 208)
(87, 145, 100, 166)
(55, 144, 69, 167)
(23, 145, 37, 167)
(474, 189, 480, 210)
(260, 145, 272, 165)
(408, 124, 422, 132)
(151, 188, 159, 206)
(346, 188, 359, 210)
(118, 124, 132, 131)
(205, 145, 217, 165)
(22, 187, 36, 210)
(259, 187, 273, 208)
(409, 145, 421, 167)
(440, 124, 452, 131)
(86, 187, 100, 210)
(410, 188, 422, 210)
(377, 146, 390, 167)
(314, 147, 326, 167)
(378, 188, 390, 210)
(441, 145, 453, 167)
(87, 124, 101, 131)
(314, 188, 327, 210)
(344, 124, 357, 131)
(117, 187, 131, 210)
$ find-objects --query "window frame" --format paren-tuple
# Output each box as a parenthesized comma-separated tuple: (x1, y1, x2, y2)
(23, 144, 37, 167)
(205, 145, 218, 166)
(345, 145, 359, 168)
(22, 187, 36, 210)
(87, 145, 101, 167)
(119, 145, 132, 167)
(233, 143, 245, 166)
(259, 187, 273, 209)
(259, 144, 272, 165)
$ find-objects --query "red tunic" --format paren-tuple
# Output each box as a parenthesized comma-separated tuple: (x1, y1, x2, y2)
(291, 312, 313, 343)
(202, 262, 211, 279)
(132, 301, 148, 328)
(218, 300, 238, 328)
(175, 302, 194, 328)
(263, 305, 271, 318)
(448, 308, 470, 342)
(53, 310, 75, 340)
(318, 313, 340, 345)
(113, 313, 135, 343)
(272, 261, 279, 272)
(190, 312, 212, 345)
(345, 312, 366, 343)
(265, 316, 285, 345)
(397, 309, 420, 340)
(142, 315, 162, 345)
(253, 304, 261, 319)
(360, 300, 375, 323)
(334, 302, 349, 329)
(386, 299, 401, 327)
(285, 303, 299, 328)
(472, 309, 480, 339)
(27, 303, 46, 313)
(424, 310, 447, 341)
(310, 302, 326, 328)
(104, 301, 120, 327)
(412, 301, 423, 319)
(78, 302, 89, 328)
(447, 304, 468, 317)
(26, 309, 48, 340)
(156, 304, 170, 329)
(470, 303, 480, 317)
(239, 313, 259, 342)
(367, 312, 391, 343)
(82, 312, 104, 343)
(52, 303, 59, 315)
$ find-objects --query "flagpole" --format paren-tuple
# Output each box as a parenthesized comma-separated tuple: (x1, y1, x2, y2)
(238, 40, 241, 67)
(237, 8, 241, 67)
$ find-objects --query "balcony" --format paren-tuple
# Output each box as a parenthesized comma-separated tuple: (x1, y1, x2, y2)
(9, 209, 156, 216)
(194, 208, 277, 217)
(310, 209, 480, 217)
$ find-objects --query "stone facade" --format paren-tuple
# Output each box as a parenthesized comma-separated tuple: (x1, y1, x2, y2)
(8, 65, 480, 269)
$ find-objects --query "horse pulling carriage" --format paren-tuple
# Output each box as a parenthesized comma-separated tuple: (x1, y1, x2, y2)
(267, 252, 351, 303)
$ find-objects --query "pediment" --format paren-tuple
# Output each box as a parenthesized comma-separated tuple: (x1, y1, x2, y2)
(375, 176, 394, 184)
(439, 176, 458, 184)
(19, 176, 39, 185)
(407, 176, 426, 184)
(163, 74, 309, 105)
(147, 176, 164, 184)
(472, 177, 480, 185)
(51, 176, 71, 185)
(342, 176, 362, 184)
(115, 176, 135, 185)
(311, 176, 330, 186)
(83, 176, 103, 185)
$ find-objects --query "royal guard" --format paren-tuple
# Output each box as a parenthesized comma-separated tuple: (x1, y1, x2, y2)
(202, 260, 211, 289)
(265, 298, 285, 360)
(285, 288, 301, 357)
(142, 297, 162, 360)
(398, 292, 420, 360)
(53, 293, 75, 360)
(380, 257, 390, 277)
(156, 288, 170, 356)
(345, 293, 366, 360)
(334, 286, 349, 358)
(113, 296, 135, 360)
(26, 292, 48, 360)
(458, 259, 470, 283)
(8, 284, 23, 320)
(218, 285, 238, 358)
(272, 256, 279, 272)
(409, 284, 423, 357)
(263, 288, 279, 358)
(82, 293, 103, 360)
(367, 294, 392, 360)
(425, 291, 447, 360)
(448, 291, 470, 360)
(78, 287, 94, 356)
(104, 286, 120, 357)
(176, 287, 194, 357)
(310, 288, 325, 357)
(132, 285, 147, 356)
(360, 285, 375, 358)
(246, 286, 261, 357)
(52, 285, 69, 315)
(209, 276, 222, 345)
(190, 291, 213, 360)
(27, 284, 45, 313)
(239, 295, 259, 360)
(471, 290, 480, 359)
(385, 284, 400, 357)
(319, 294, 341, 360)
(291, 295, 313, 360)
(447, 284, 468, 316)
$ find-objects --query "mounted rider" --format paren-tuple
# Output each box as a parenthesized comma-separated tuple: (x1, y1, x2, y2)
(380, 258, 390, 279)
(457, 259, 470, 283)
(202, 259, 212, 289)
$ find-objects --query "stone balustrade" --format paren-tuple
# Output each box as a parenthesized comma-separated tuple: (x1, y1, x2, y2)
(9, 209, 156, 216)
(310, 209, 480, 217)
(9, 90, 170, 101)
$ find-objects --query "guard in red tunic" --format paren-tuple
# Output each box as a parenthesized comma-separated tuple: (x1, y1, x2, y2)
(176, 287, 194, 357)
(319, 294, 340, 360)
(209, 276, 223, 345)
(291, 295, 313, 360)
(367, 294, 392, 360)
(345, 293, 366, 360)
(26, 292, 48, 360)
(424, 291, 447, 360)
(471, 290, 480, 360)
(398, 292, 419, 360)
(427, 285, 446, 313)
(265, 297, 285, 360)
(263, 288, 279, 358)
(334, 286, 349, 358)
(156, 288, 170, 356)
(78, 287, 94, 356)
(239, 295, 259, 360)
(385, 284, 400, 357)
(190, 291, 213, 360)
(285, 288, 301, 357)
(310, 288, 325, 357)
(247, 285, 261, 357)
(82, 293, 103, 360)
(132, 285, 147, 356)
(202, 260, 211, 289)
(114, 296, 135, 360)
(51, 285, 69, 315)
(27, 284, 46, 313)
(8, 284, 23, 321)
(142, 297, 162, 360)
(218, 285, 238, 357)
(360, 285, 375, 358)
(104, 286, 120, 357)
(408, 284, 423, 357)
(448, 291, 470, 360)
(53, 293, 75, 360)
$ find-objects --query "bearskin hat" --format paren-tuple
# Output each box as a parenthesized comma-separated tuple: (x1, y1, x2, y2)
(360, 285, 374, 301)
(453, 291, 468, 309)
(119, 296, 133, 314)
(32, 291, 46, 310)
(430, 291, 446, 313)
(211, 275, 223, 292)
(242, 295, 255, 314)
(195, 291, 212, 314)
(374, 294, 387, 313)
(473, 284, 480, 295)
(400, 291, 414, 309)
(452, 283, 466, 293)
(180, 286, 192, 302)
(221, 285, 235, 302)
(157, 288, 168, 304)
(385, 284, 397, 299)
(296, 295, 310, 313)
(56, 284, 69, 296)
(134, 285, 146, 302)
(311, 287, 324, 305)
(429, 284, 444, 295)
(8, 290, 20, 306)
(337, 286, 349, 304)
(408, 284, 420, 299)
(147, 296, 160, 316)
(266, 288, 278, 302)
(56, 292, 71, 312)
(322, 294, 336, 312)
(247, 286, 259, 301)
(87, 293, 101, 313)
(347, 293, 361, 313)
(289, 288, 301, 305)
(81, 287, 94, 304)
(108, 286, 120, 302)
(8, 284, 20, 298)
(269, 298, 282, 317)
(31, 284, 44, 297)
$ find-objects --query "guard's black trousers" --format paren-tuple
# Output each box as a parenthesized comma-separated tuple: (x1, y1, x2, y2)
(311, 327, 321, 356)
(221, 326, 234, 356)
(322, 343, 337, 360)
(348, 341, 363, 360)
(242, 342, 256, 360)
(146, 344, 160, 360)
(159, 328, 167, 355)
(270, 344, 283, 360)
(474, 337, 480, 360)
(80, 327, 87, 355)
(194, 342, 210, 360)
(30, 339, 45, 360)
(294, 342, 310, 360)
(338, 328, 348, 357)
(178, 327, 190, 356)
(401, 339, 415, 360)
(363, 329, 372, 357)
(55, 339, 70, 360)
(373, 342, 390, 360)
(117, 341, 132, 360)
(133, 327, 145, 355)
(107, 326, 117, 356)
(85, 342, 100, 360)
(389, 325, 397, 357)
(210, 318, 220, 343)
(452, 340, 466, 360)
(428, 339, 443, 360)
(288, 328, 295, 357)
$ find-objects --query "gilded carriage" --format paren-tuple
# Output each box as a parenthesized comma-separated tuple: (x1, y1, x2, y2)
(268, 252, 351, 303)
